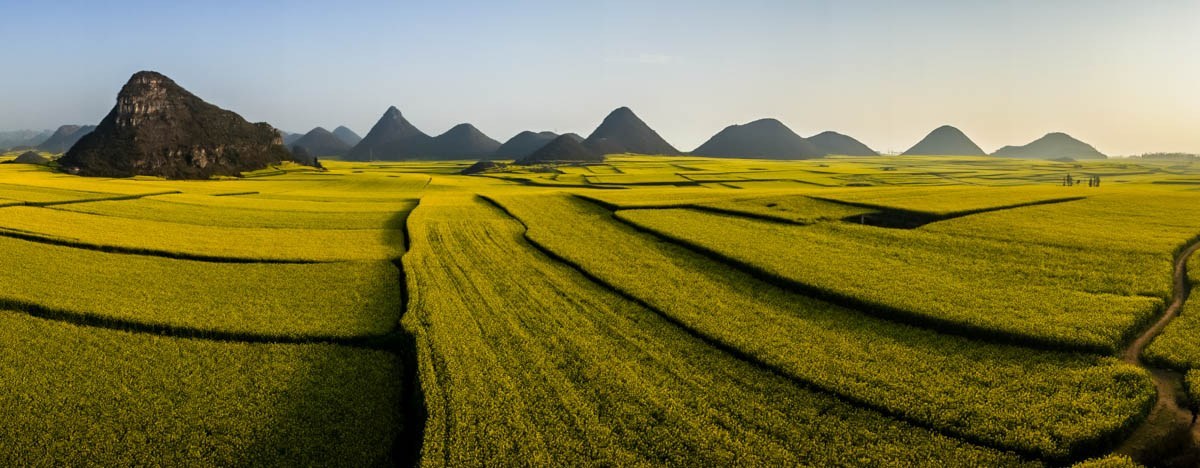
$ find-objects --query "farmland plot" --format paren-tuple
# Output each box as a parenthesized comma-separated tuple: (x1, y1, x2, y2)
(401, 194, 1027, 466)
(0, 206, 405, 262)
(488, 192, 1154, 460)
(0, 310, 402, 466)
(615, 208, 1163, 352)
(0, 235, 401, 338)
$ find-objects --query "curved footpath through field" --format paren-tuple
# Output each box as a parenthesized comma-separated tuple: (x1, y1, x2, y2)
(1116, 240, 1200, 466)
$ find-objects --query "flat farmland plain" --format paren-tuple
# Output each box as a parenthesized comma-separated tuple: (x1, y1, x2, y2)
(3, 154, 1200, 466)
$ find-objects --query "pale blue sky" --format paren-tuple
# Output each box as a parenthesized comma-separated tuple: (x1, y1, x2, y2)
(0, 0, 1196, 155)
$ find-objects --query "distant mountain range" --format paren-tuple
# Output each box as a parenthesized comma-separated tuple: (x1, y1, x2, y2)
(18, 88, 1109, 166)
(0, 129, 53, 150)
(292, 127, 351, 157)
(38, 125, 96, 153)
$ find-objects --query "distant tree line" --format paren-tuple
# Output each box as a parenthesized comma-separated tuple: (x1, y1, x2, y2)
(1133, 152, 1200, 160)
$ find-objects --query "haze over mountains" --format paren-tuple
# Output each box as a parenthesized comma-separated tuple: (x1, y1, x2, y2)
(0, 129, 53, 150)
(38, 125, 96, 153)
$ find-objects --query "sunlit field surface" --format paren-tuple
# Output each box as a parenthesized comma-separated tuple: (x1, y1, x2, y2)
(3, 152, 1200, 465)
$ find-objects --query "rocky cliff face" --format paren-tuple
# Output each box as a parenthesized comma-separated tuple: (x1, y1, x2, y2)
(59, 71, 289, 179)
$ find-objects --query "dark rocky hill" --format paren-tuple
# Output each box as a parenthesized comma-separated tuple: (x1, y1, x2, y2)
(992, 132, 1106, 160)
(346, 106, 432, 161)
(808, 131, 878, 156)
(58, 71, 289, 179)
(293, 127, 351, 157)
(901, 125, 986, 156)
(517, 134, 603, 164)
(461, 160, 505, 175)
(691, 118, 822, 159)
(493, 131, 558, 159)
(332, 126, 362, 146)
(10, 151, 50, 165)
(582, 107, 678, 155)
(37, 125, 96, 153)
(426, 123, 501, 159)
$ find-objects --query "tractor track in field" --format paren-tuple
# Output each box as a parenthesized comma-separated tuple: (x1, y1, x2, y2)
(1114, 240, 1200, 466)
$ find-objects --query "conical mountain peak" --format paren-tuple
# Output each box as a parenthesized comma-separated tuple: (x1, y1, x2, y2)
(583, 106, 678, 155)
(346, 106, 431, 161)
(902, 125, 985, 156)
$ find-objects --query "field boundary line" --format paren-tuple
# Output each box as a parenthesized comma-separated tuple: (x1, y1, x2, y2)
(391, 197, 427, 468)
(808, 194, 1087, 228)
(0, 190, 182, 208)
(0, 226, 325, 264)
(574, 193, 837, 226)
(0, 297, 400, 350)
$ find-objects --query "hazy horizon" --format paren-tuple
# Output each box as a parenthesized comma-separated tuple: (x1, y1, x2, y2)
(1, 0, 1197, 155)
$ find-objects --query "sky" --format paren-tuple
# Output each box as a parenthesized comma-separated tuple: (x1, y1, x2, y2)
(0, 0, 1197, 155)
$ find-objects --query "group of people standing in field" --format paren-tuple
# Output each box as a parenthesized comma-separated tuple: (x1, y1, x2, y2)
(1062, 174, 1101, 187)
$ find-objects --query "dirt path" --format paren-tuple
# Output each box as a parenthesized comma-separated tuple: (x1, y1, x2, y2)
(1116, 241, 1200, 466)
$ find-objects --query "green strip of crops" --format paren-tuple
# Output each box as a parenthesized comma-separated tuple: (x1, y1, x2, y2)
(400, 194, 1031, 466)
(0, 206, 404, 262)
(616, 207, 1163, 352)
(0, 235, 400, 339)
(488, 193, 1154, 460)
(51, 198, 415, 230)
(924, 190, 1200, 255)
(0, 310, 401, 466)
